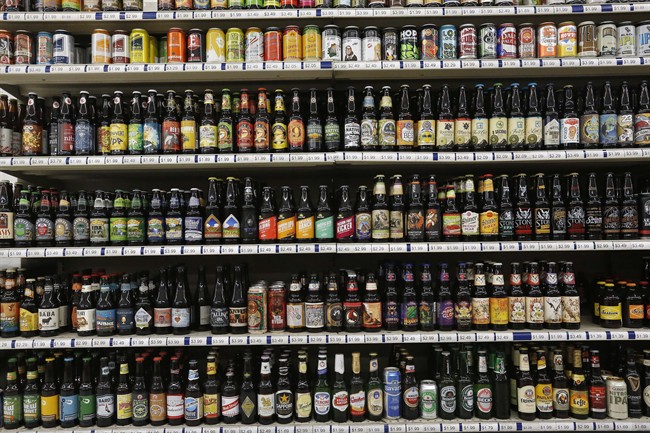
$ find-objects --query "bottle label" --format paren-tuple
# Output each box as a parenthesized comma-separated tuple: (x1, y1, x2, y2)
(60, 394, 79, 422)
(222, 214, 240, 239)
(405, 210, 424, 238)
(96, 394, 114, 420)
(165, 217, 183, 240)
(286, 303, 305, 328)
(79, 394, 96, 422)
(499, 208, 515, 236)
(599, 304, 622, 320)
(479, 210, 498, 235)
(288, 119, 305, 149)
(343, 122, 360, 149)
(455, 299, 472, 325)
(581, 114, 599, 144)
(561, 296, 580, 323)
(209, 306, 228, 328)
(35, 217, 54, 241)
(400, 300, 417, 327)
(525, 116, 542, 147)
(167, 394, 185, 419)
(117, 393, 132, 420)
(39, 307, 59, 331)
(471, 297, 490, 325)
(126, 217, 145, 242)
(145, 216, 164, 242)
(440, 385, 456, 414)
(181, 121, 197, 152)
(184, 396, 203, 420)
(296, 216, 315, 240)
(600, 113, 617, 145)
(229, 306, 248, 328)
(128, 123, 144, 152)
(41, 394, 59, 422)
(171, 306, 190, 329)
(306, 122, 322, 149)
(508, 296, 526, 324)
(507, 116, 525, 146)
(489, 117, 507, 146)
(314, 391, 331, 416)
(543, 296, 562, 324)
(384, 300, 400, 326)
(184, 216, 203, 242)
(76, 308, 96, 331)
(315, 215, 334, 240)
(275, 390, 294, 419)
(257, 216, 277, 241)
(436, 119, 454, 147)
(363, 301, 382, 329)
(371, 209, 390, 239)
(544, 118, 560, 146)
(470, 118, 488, 147)
(203, 393, 219, 420)
(326, 301, 343, 328)
(442, 212, 461, 236)
(135, 307, 153, 329)
(71, 216, 90, 242)
(4, 394, 22, 424)
(515, 207, 533, 236)
(305, 302, 325, 329)
(570, 389, 589, 416)
(396, 120, 414, 146)
(204, 213, 222, 240)
(517, 385, 536, 414)
(277, 216, 297, 240)
(109, 123, 128, 151)
(53, 218, 73, 244)
(90, 218, 109, 243)
(560, 117, 579, 144)
(475, 386, 492, 414)
(628, 304, 644, 320)
(132, 394, 149, 422)
(296, 392, 312, 418)
(20, 307, 39, 332)
(355, 212, 372, 240)
(217, 122, 233, 151)
(389, 210, 403, 239)
(461, 210, 479, 236)
(378, 119, 396, 147)
(143, 121, 161, 153)
(525, 296, 544, 324)
(617, 114, 634, 143)
(116, 307, 135, 331)
(258, 392, 275, 417)
(361, 118, 379, 148)
(1, 301, 19, 332)
(552, 206, 567, 234)
(634, 114, 650, 146)
(96, 308, 116, 332)
(454, 118, 471, 146)
(199, 124, 217, 150)
(14, 217, 34, 242)
(403, 386, 419, 409)
(590, 386, 607, 413)
(425, 208, 441, 239)
(367, 389, 383, 416)
(535, 384, 553, 414)
(23, 393, 40, 423)
(488, 297, 508, 325)
(332, 391, 349, 412)
(272, 122, 288, 150)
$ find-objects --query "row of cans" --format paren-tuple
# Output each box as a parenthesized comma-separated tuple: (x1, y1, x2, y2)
(1, 0, 142, 11)
(2, 20, 648, 65)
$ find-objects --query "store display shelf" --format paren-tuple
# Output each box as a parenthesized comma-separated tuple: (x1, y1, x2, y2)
(1, 149, 648, 172)
(11, 418, 650, 433)
(3, 58, 648, 89)
(3, 240, 648, 258)
(1, 323, 645, 350)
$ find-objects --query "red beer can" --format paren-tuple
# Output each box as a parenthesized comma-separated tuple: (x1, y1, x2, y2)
(459, 24, 477, 59)
(517, 23, 536, 58)
(14, 30, 34, 64)
(264, 27, 282, 62)
(269, 281, 287, 332)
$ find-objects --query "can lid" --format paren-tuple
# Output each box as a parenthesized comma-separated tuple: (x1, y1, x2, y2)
(559, 21, 576, 26)
(460, 24, 475, 28)
(343, 25, 360, 30)
(480, 23, 495, 27)
(189, 28, 203, 32)
(618, 21, 633, 25)
(363, 26, 379, 31)
(578, 21, 595, 26)
(323, 24, 340, 29)
(517, 23, 533, 27)
(383, 27, 397, 31)
(265, 27, 280, 31)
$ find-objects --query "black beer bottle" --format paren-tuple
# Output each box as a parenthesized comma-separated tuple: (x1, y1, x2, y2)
(490, 83, 508, 151)
(41, 357, 59, 427)
(437, 84, 454, 151)
(620, 172, 639, 239)
(585, 173, 602, 240)
(581, 82, 599, 149)
(600, 82, 617, 148)
(343, 274, 363, 332)
(336, 185, 355, 242)
(526, 82, 543, 150)
(78, 357, 95, 427)
(324, 88, 340, 152)
(560, 85, 579, 149)
(135, 275, 153, 335)
(379, 86, 396, 151)
(153, 267, 171, 335)
(131, 357, 149, 426)
(194, 265, 210, 331)
(543, 83, 560, 150)
(331, 354, 349, 423)
(210, 265, 229, 334)
(275, 357, 294, 423)
(223, 177, 241, 243)
(603, 172, 620, 239)
(551, 174, 567, 240)
(315, 185, 334, 242)
(509, 83, 525, 150)
(566, 173, 586, 240)
(271, 90, 288, 153)
(344, 87, 361, 150)
(461, 175, 479, 241)
(241, 177, 258, 243)
(307, 89, 323, 152)
(472, 84, 489, 151)
(636, 81, 650, 148)
(288, 88, 305, 152)
(296, 186, 314, 242)
(389, 175, 405, 241)
(146, 189, 165, 245)
(165, 188, 183, 245)
(406, 175, 425, 242)
(397, 84, 414, 151)
(52, 190, 72, 247)
(533, 174, 551, 240)
(514, 174, 532, 240)
(442, 185, 460, 241)
(258, 186, 277, 243)
(184, 359, 204, 426)
(277, 186, 296, 243)
(425, 175, 441, 241)
(516, 347, 536, 421)
(439, 351, 456, 420)
(14, 189, 34, 247)
(96, 356, 115, 427)
(383, 264, 400, 330)
(498, 175, 515, 241)
(171, 266, 191, 335)
(325, 272, 343, 332)
(229, 265, 247, 334)
(167, 357, 184, 425)
(2, 360, 21, 429)
(354, 186, 372, 242)
(618, 81, 634, 148)
(35, 189, 54, 246)
(57, 92, 75, 155)
(39, 276, 59, 337)
(204, 177, 222, 244)
(455, 85, 472, 151)
(493, 352, 510, 419)
(418, 84, 435, 150)
(116, 274, 135, 335)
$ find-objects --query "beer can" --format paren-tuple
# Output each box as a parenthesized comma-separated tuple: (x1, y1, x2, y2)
(73, 43, 84, 64)
(439, 24, 457, 60)
(268, 281, 286, 332)
(130, 28, 149, 64)
(400, 25, 419, 60)
(537, 22, 557, 58)
(225, 27, 244, 62)
(102, 0, 122, 10)
(382, 27, 398, 61)
(247, 284, 267, 334)
(597, 21, 617, 57)
(558, 21, 577, 57)
(636, 21, 650, 57)
(322, 25, 341, 61)
(206, 28, 225, 63)
(302, 25, 321, 62)
(283, 25, 302, 61)
(362, 26, 381, 62)
(479, 23, 497, 59)
(110, 30, 129, 64)
(159, 36, 167, 62)
(497, 23, 516, 59)
(383, 367, 401, 419)
(342, 26, 361, 62)
(149, 35, 158, 63)
(37, 31, 53, 65)
(91, 29, 111, 64)
(578, 21, 596, 57)
(420, 24, 438, 60)
(459, 24, 477, 60)
(420, 380, 438, 419)
(517, 23, 536, 58)
(617, 21, 635, 57)
(187, 29, 205, 62)
(14, 30, 33, 65)
(264, 27, 282, 62)
(606, 377, 628, 419)
(53, 29, 74, 64)
(83, 0, 101, 10)
(167, 27, 186, 63)
(245, 27, 263, 63)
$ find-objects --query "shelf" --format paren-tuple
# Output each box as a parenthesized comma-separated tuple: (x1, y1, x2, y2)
(9, 418, 650, 433)
(3, 240, 649, 258)
(3, 58, 648, 95)
(1, 149, 649, 173)
(2, 323, 646, 351)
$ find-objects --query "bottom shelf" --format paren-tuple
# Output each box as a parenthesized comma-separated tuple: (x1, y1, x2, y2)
(15, 418, 650, 433)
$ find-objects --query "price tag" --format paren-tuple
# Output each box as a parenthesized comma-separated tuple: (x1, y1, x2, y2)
(495, 332, 513, 342)
(150, 337, 168, 346)
(562, 58, 579, 67)
(162, 246, 180, 255)
(480, 423, 498, 432)
(587, 331, 607, 341)
(421, 333, 439, 343)
(476, 332, 493, 342)
(461, 60, 479, 69)
(45, 248, 63, 257)
(8, 248, 26, 258)
(481, 242, 499, 252)
(182, 245, 200, 256)
(26, 248, 45, 258)
(541, 59, 561, 68)
(293, 243, 314, 254)
(12, 157, 29, 166)
(549, 331, 568, 341)
(614, 241, 632, 249)
(445, 243, 463, 252)
(390, 243, 407, 253)
(33, 338, 53, 349)
(318, 243, 337, 253)
(458, 333, 475, 342)
(456, 152, 472, 162)
(439, 333, 457, 343)
(63, 247, 83, 257)
(289, 335, 306, 345)
(531, 331, 549, 341)
(481, 60, 498, 69)
(103, 247, 122, 256)
(622, 57, 641, 66)
(185, 428, 202, 433)
(131, 337, 149, 347)
(142, 246, 160, 256)
(14, 339, 33, 349)
(595, 241, 613, 250)
(365, 334, 382, 344)
(441, 60, 460, 69)
(347, 334, 364, 344)
(410, 243, 428, 253)
(382, 61, 401, 70)
(165, 64, 184, 72)
(441, 423, 460, 432)
(437, 152, 455, 161)
(497, 423, 517, 432)
(595, 422, 614, 432)
(258, 244, 276, 254)
(502, 59, 520, 69)
(189, 336, 207, 346)
(218, 245, 236, 255)
(580, 57, 598, 67)
(92, 338, 111, 348)
(500, 242, 519, 251)
(388, 424, 406, 433)
(332, 426, 349, 433)
(314, 427, 330, 433)
(308, 335, 326, 344)
(463, 243, 481, 252)
(177, 154, 195, 164)
(371, 244, 389, 253)
(212, 336, 228, 345)
(112, 337, 130, 347)
(279, 244, 296, 254)
(574, 241, 593, 251)
(224, 428, 240, 433)
(462, 423, 479, 432)
(328, 334, 345, 344)
(598, 58, 617, 67)
(609, 330, 628, 340)
(297, 426, 313, 433)
(240, 245, 256, 254)
(166, 336, 184, 346)
(521, 242, 539, 251)
(402, 333, 421, 343)
(74, 338, 92, 348)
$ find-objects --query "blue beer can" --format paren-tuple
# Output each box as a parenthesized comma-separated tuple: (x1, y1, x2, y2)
(439, 25, 457, 60)
(383, 367, 401, 419)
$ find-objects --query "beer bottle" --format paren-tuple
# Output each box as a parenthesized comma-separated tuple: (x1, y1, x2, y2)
(125, 189, 145, 245)
(534, 351, 553, 419)
(516, 347, 535, 420)
(436, 84, 454, 151)
(508, 262, 525, 329)
(617, 81, 634, 147)
(513, 174, 532, 240)
(533, 173, 551, 240)
(561, 262, 580, 329)
(207, 265, 228, 334)
(163, 188, 182, 244)
(343, 274, 363, 332)
(274, 357, 293, 423)
(469, 262, 488, 330)
(498, 175, 515, 241)
(95, 94, 111, 154)
(425, 175, 442, 241)
(305, 273, 325, 332)
(471, 84, 488, 151)
(180, 90, 197, 153)
(488, 262, 507, 330)
(493, 352, 510, 419)
(569, 349, 589, 419)
(146, 189, 166, 245)
(204, 178, 222, 243)
(253, 87, 271, 152)
(343, 86, 361, 150)
(216, 89, 234, 153)
(75, 276, 96, 336)
(255, 186, 276, 242)
(455, 263, 472, 331)
(347, 352, 366, 422)
(123, 357, 146, 427)
(395, 84, 414, 150)
(167, 357, 185, 425)
(550, 174, 566, 240)
(277, 186, 296, 242)
(109, 189, 127, 246)
(437, 263, 454, 331)
(361, 86, 379, 150)
(312, 185, 333, 241)
(643, 350, 650, 416)
(161, 91, 181, 153)
(543, 262, 562, 329)
(454, 85, 471, 151)
(506, 83, 524, 150)
(360, 272, 381, 331)
(286, 88, 304, 151)
(142, 90, 160, 154)
(474, 350, 492, 419)
(332, 353, 349, 422)
(439, 351, 456, 420)
(222, 177, 241, 243)
(565, 173, 585, 239)
(525, 262, 544, 329)
(415, 84, 435, 149)
(371, 175, 390, 240)
(636, 81, 650, 147)
(34, 189, 54, 246)
(115, 356, 132, 426)
(199, 89, 217, 153)
(38, 277, 59, 337)
(489, 83, 507, 150)
(240, 178, 257, 243)
(286, 274, 305, 332)
(598, 81, 617, 148)
(620, 171, 639, 238)
(14, 189, 33, 247)
(202, 356, 219, 424)
(150, 268, 171, 335)
(55, 92, 74, 155)
(232, 91, 241, 120)
(3, 358, 22, 428)
(585, 173, 602, 239)
(623, 282, 644, 328)
(543, 83, 560, 150)
(389, 175, 405, 241)
(455, 350, 472, 419)
(40, 357, 59, 428)
(560, 85, 579, 149)
(74, 356, 95, 428)
(191, 266, 210, 331)
(22, 357, 40, 428)
(108, 91, 127, 155)
(353, 186, 371, 242)
(477, 174, 497, 240)
(116, 274, 134, 335)
(580, 82, 599, 148)
(170, 266, 191, 334)
(19, 278, 38, 337)
(461, 175, 479, 241)
(182, 359, 204, 425)
(271, 89, 288, 152)
(255, 355, 275, 424)
(325, 273, 342, 332)
(21, 93, 43, 156)
(599, 282, 621, 328)
(384, 264, 400, 330)
(306, 89, 323, 152)
(9, 99, 20, 156)
(96, 275, 116, 336)
(398, 355, 417, 420)
(400, 264, 418, 331)
(324, 88, 340, 152)
(313, 352, 331, 421)
(405, 175, 424, 242)
(525, 82, 543, 150)
(126, 91, 143, 154)
(218, 364, 237, 422)
(0, 95, 11, 156)
(95, 356, 115, 427)
(602, 172, 620, 239)
(378, 86, 396, 150)
(0, 268, 18, 337)
(442, 185, 461, 240)
(228, 265, 247, 333)
(587, 350, 607, 419)
(134, 275, 153, 334)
